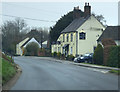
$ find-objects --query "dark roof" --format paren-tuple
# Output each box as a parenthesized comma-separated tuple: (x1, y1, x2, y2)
(21, 37, 39, 47)
(21, 38, 31, 47)
(97, 26, 120, 41)
(61, 16, 90, 33)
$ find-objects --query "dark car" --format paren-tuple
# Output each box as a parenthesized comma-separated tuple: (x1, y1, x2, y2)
(74, 53, 93, 63)
(83, 53, 93, 63)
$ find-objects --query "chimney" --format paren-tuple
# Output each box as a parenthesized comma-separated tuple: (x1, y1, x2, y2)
(73, 6, 81, 19)
(84, 2, 91, 18)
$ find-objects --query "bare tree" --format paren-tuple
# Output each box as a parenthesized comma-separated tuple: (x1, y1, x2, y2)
(1, 18, 28, 54)
(92, 12, 107, 26)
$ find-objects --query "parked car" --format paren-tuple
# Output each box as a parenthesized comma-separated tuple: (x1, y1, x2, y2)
(74, 55, 85, 63)
(74, 53, 93, 63)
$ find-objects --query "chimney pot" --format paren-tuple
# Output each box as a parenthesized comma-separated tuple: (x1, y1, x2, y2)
(84, 2, 91, 18)
(73, 6, 81, 19)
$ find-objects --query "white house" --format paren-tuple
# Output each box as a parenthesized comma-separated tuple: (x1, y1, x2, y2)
(42, 40, 48, 48)
(16, 37, 41, 56)
(51, 3, 105, 57)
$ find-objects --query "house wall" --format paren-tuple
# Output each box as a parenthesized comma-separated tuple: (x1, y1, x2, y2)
(77, 15, 105, 55)
(51, 32, 77, 56)
(16, 37, 29, 56)
(51, 15, 105, 57)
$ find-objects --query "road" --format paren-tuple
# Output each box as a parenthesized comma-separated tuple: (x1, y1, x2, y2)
(11, 56, 118, 90)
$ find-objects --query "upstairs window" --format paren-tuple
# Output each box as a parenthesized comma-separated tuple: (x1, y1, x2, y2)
(79, 32, 86, 40)
(67, 34, 69, 42)
(71, 33, 73, 42)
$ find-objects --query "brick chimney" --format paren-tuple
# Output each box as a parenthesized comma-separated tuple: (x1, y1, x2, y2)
(84, 2, 91, 18)
(73, 6, 81, 19)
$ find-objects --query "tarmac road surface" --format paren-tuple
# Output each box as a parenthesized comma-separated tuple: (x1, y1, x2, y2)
(11, 56, 118, 90)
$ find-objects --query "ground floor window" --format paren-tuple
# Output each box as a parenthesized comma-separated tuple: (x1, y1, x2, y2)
(55, 47, 57, 52)
(70, 47, 72, 54)
(58, 47, 61, 52)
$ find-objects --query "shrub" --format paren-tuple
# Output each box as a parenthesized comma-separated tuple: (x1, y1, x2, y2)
(93, 44, 103, 65)
(53, 52, 57, 57)
(61, 54, 65, 60)
(22, 48, 27, 56)
(57, 52, 61, 59)
(107, 46, 120, 68)
(25, 42, 39, 56)
(66, 54, 75, 61)
(51, 53, 54, 57)
(45, 49, 51, 57)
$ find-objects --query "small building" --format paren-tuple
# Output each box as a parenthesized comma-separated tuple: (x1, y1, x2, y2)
(97, 26, 120, 46)
(51, 3, 105, 57)
(16, 37, 41, 56)
(42, 40, 48, 48)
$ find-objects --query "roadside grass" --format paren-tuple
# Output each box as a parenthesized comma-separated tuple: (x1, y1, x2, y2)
(6, 55, 14, 62)
(109, 69, 120, 75)
(2, 57, 16, 85)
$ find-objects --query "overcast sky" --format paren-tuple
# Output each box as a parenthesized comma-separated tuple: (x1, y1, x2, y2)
(1, 2, 118, 29)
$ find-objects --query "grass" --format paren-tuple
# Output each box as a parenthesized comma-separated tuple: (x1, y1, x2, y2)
(6, 55, 14, 62)
(2, 57, 16, 85)
(109, 69, 120, 75)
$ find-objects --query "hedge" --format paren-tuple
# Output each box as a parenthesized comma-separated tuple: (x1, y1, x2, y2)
(107, 46, 120, 68)
(93, 44, 103, 65)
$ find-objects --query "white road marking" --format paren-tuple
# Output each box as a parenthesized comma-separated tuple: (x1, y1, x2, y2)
(83, 67, 109, 74)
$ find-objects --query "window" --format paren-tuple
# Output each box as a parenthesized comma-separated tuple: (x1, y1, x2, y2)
(70, 47, 72, 54)
(67, 34, 69, 42)
(79, 32, 86, 39)
(63, 34, 65, 42)
(71, 33, 73, 42)
(55, 47, 57, 52)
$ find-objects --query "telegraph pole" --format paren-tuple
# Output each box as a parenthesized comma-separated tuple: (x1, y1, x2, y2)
(40, 31, 43, 49)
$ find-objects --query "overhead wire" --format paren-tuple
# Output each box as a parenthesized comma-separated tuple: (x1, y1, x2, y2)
(0, 14, 56, 22)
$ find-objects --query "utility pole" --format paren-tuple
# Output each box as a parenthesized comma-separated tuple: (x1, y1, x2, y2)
(40, 31, 43, 49)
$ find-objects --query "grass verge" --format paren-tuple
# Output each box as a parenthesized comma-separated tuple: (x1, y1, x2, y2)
(2, 58, 16, 85)
(109, 69, 120, 75)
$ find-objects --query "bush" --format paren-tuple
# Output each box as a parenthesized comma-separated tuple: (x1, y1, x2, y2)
(25, 42, 39, 56)
(107, 46, 120, 68)
(61, 54, 65, 60)
(93, 44, 103, 65)
(45, 49, 51, 57)
(57, 52, 61, 59)
(52, 52, 57, 57)
(22, 48, 27, 56)
(66, 54, 75, 61)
